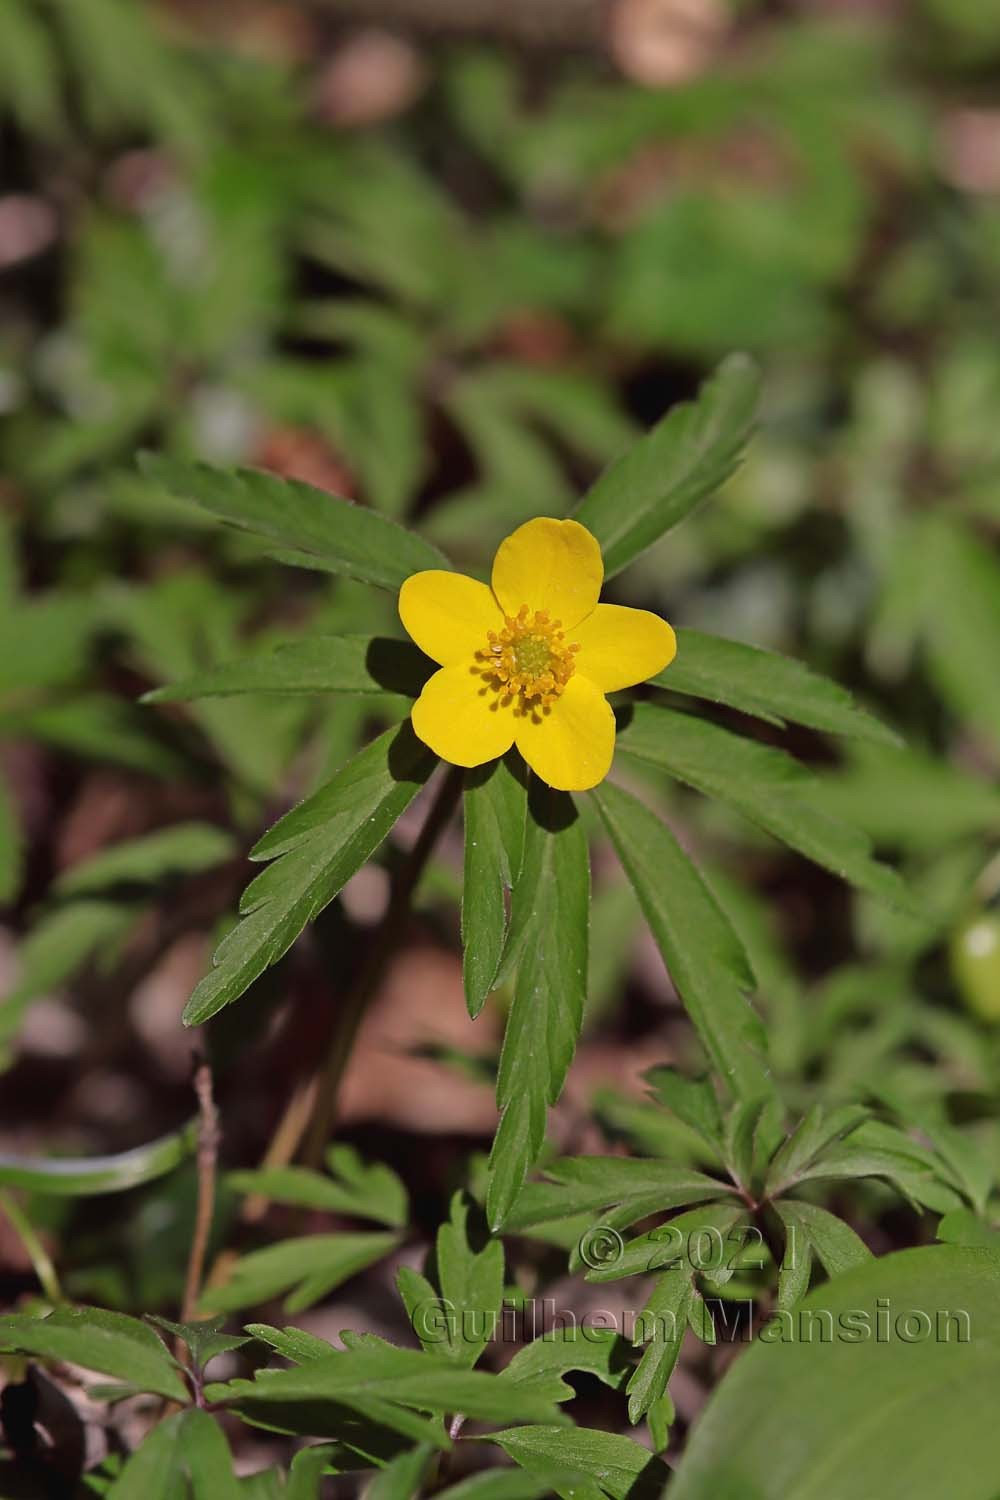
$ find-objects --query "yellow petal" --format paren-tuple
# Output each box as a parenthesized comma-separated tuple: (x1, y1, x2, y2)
(491, 518, 603, 631)
(573, 604, 677, 691)
(411, 664, 516, 768)
(398, 570, 504, 667)
(514, 674, 615, 792)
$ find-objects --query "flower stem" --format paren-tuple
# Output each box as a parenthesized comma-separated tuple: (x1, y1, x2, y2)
(178, 1059, 220, 1335)
(241, 762, 464, 1211)
(302, 762, 464, 1168)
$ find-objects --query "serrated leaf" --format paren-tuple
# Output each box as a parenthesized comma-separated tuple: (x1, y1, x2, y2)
(212, 1344, 564, 1427)
(462, 758, 527, 1017)
(592, 781, 770, 1103)
(433, 1191, 505, 1366)
(183, 724, 433, 1024)
(0, 1306, 188, 1403)
(507, 1158, 725, 1235)
(574, 354, 759, 578)
(617, 705, 913, 910)
(626, 1271, 692, 1423)
(585, 1200, 745, 1285)
(775, 1219, 813, 1313)
(647, 1391, 675, 1455)
(774, 1201, 871, 1281)
(793, 1121, 964, 1214)
(642, 1068, 725, 1158)
(487, 786, 589, 1230)
(244, 1324, 333, 1363)
(146, 1316, 250, 1374)
(489, 1425, 671, 1500)
(503, 1326, 631, 1402)
(723, 1097, 773, 1196)
(142, 635, 431, 704)
(657, 629, 899, 747)
(766, 1105, 870, 1196)
(137, 455, 450, 591)
(686, 1291, 716, 1346)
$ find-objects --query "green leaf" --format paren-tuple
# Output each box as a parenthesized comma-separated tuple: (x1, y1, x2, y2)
(54, 824, 236, 896)
(462, 758, 527, 1017)
(1, 899, 135, 1055)
(574, 354, 759, 578)
(507, 1158, 726, 1234)
(212, 1344, 564, 1427)
(937, 1210, 1000, 1250)
(142, 635, 431, 704)
(6, 696, 186, 778)
(642, 1068, 725, 1159)
(183, 725, 433, 1024)
(774, 1201, 871, 1281)
(230, 1144, 407, 1229)
(399, 1191, 503, 1368)
(245, 1323, 333, 1365)
(137, 455, 450, 591)
(816, 741, 1000, 853)
(146, 1316, 250, 1375)
(434, 1191, 505, 1367)
(625, 1270, 692, 1423)
(775, 1219, 813, 1314)
(584, 1199, 746, 1285)
(0, 1121, 197, 1196)
(657, 629, 899, 747)
(487, 786, 590, 1230)
(670, 1246, 1000, 1500)
(617, 705, 912, 909)
(367, 1445, 438, 1500)
(765, 1104, 871, 1196)
(592, 781, 770, 1103)
(489, 1425, 671, 1500)
(791, 1120, 965, 1214)
(0, 1306, 188, 1403)
(106, 1409, 240, 1499)
(240, 1468, 286, 1498)
(502, 1326, 631, 1402)
(646, 1391, 676, 1455)
(203, 1231, 400, 1315)
(722, 1097, 772, 1197)
(437, 1472, 560, 1500)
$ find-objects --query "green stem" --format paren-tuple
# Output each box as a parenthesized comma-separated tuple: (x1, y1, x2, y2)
(0, 1189, 63, 1305)
(302, 763, 465, 1167)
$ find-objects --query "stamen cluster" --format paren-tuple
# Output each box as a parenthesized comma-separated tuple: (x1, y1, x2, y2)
(478, 605, 579, 709)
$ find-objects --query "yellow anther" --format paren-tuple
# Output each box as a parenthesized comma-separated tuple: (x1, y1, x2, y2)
(476, 606, 579, 709)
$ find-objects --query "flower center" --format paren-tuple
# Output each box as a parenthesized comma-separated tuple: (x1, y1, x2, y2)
(477, 605, 579, 709)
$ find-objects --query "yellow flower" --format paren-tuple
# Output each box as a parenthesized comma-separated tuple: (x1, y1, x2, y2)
(398, 517, 676, 792)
